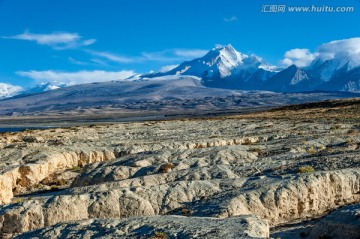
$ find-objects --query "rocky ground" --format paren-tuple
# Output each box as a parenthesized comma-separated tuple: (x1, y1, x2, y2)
(1, 98, 360, 238)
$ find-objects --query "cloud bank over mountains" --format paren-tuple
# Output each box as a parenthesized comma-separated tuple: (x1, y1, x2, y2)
(281, 37, 360, 68)
(281, 48, 317, 67)
(16, 70, 136, 86)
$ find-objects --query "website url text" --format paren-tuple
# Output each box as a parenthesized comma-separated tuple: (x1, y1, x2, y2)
(261, 5, 355, 13)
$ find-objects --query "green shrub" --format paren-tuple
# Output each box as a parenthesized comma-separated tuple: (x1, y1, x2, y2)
(11, 197, 24, 204)
(307, 146, 317, 154)
(298, 166, 315, 173)
(250, 148, 262, 154)
(330, 125, 341, 130)
(70, 166, 82, 171)
(151, 231, 168, 239)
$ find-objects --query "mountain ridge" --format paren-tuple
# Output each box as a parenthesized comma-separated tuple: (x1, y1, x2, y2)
(3, 41, 360, 99)
(142, 44, 360, 92)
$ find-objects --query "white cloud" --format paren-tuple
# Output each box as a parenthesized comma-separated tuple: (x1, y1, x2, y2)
(87, 48, 208, 64)
(159, 64, 179, 73)
(68, 57, 88, 66)
(86, 50, 134, 63)
(281, 48, 317, 67)
(281, 38, 360, 68)
(4, 31, 96, 50)
(173, 49, 207, 58)
(16, 70, 136, 85)
(317, 37, 360, 63)
(82, 39, 97, 46)
(140, 51, 183, 62)
(224, 16, 238, 22)
(90, 58, 109, 66)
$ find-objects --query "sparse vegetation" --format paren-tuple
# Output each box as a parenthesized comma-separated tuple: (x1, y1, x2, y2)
(346, 138, 356, 146)
(50, 185, 60, 191)
(158, 163, 175, 173)
(55, 179, 67, 186)
(347, 129, 358, 135)
(298, 165, 315, 174)
(11, 197, 24, 204)
(42, 177, 67, 187)
(250, 147, 262, 154)
(307, 145, 317, 154)
(151, 231, 169, 239)
(35, 184, 44, 190)
(70, 166, 82, 171)
(181, 208, 193, 216)
(47, 139, 64, 146)
(330, 125, 341, 130)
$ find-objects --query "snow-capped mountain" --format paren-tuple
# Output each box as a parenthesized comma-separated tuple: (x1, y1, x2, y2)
(0, 83, 22, 98)
(141, 43, 360, 92)
(304, 56, 360, 91)
(320, 66, 360, 91)
(147, 44, 247, 78)
(263, 65, 316, 92)
(264, 59, 360, 92)
(308, 57, 357, 82)
(22, 82, 69, 95)
(6, 39, 360, 100)
(144, 44, 278, 90)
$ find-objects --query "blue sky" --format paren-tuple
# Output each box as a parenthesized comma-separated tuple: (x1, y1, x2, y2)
(0, 0, 359, 88)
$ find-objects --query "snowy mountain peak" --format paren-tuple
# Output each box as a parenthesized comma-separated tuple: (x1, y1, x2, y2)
(141, 44, 277, 89)
(216, 44, 245, 58)
(213, 44, 233, 50)
(135, 41, 360, 93)
(308, 56, 360, 82)
(203, 44, 247, 69)
(212, 44, 237, 54)
(0, 83, 22, 98)
(24, 82, 68, 95)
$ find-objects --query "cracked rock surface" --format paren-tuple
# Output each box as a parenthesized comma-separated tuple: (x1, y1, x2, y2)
(1, 98, 360, 238)
(13, 215, 269, 239)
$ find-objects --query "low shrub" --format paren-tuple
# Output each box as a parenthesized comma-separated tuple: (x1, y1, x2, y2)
(158, 163, 174, 173)
(298, 166, 315, 173)
(151, 231, 168, 239)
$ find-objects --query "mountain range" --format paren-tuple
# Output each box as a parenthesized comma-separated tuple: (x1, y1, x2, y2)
(1, 43, 360, 99)
(142, 44, 360, 92)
